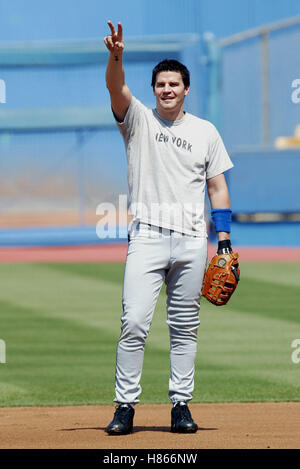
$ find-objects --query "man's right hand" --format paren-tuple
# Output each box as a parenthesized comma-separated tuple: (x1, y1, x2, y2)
(104, 21, 124, 56)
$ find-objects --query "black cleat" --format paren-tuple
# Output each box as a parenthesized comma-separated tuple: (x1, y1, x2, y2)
(171, 401, 198, 433)
(105, 404, 135, 435)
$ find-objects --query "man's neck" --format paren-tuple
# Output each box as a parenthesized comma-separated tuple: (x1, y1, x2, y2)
(156, 106, 185, 122)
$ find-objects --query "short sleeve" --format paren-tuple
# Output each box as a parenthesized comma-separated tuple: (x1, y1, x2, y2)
(206, 126, 234, 179)
(115, 96, 146, 143)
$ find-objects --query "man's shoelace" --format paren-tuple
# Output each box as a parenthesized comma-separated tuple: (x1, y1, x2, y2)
(176, 404, 191, 421)
(114, 405, 132, 423)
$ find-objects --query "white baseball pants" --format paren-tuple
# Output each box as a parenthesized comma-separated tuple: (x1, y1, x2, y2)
(113, 222, 208, 404)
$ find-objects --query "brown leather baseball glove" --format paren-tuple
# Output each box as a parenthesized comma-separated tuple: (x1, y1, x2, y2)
(202, 252, 240, 306)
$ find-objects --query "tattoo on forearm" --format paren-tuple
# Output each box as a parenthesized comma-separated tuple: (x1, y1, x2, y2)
(114, 56, 119, 61)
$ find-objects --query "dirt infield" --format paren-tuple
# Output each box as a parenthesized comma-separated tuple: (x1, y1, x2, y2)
(0, 402, 299, 449)
(1, 243, 300, 262)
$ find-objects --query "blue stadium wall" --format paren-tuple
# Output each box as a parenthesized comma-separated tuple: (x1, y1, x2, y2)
(1, 0, 300, 40)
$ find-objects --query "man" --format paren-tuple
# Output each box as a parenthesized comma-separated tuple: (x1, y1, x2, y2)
(104, 21, 234, 435)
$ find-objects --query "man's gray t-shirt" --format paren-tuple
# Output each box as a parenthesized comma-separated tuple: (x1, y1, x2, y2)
(116, 96, 233, 237)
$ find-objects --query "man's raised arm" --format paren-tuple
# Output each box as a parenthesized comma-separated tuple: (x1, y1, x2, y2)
(104, 21, 132, 122)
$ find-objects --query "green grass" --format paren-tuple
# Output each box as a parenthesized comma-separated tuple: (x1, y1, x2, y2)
(0, 262, 299, 407)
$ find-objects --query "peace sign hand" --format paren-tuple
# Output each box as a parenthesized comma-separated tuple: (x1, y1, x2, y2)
(104, 21, 124, 55)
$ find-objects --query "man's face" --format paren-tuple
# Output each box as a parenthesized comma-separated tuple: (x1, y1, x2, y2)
(153, 71, 189, 115)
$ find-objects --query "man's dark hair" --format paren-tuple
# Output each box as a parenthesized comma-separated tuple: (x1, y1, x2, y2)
(151, 59, 190, 89)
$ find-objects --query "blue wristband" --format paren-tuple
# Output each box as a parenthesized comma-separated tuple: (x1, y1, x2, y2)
(211, 208, 232, 233)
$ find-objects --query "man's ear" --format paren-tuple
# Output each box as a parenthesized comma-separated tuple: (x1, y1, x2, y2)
(184, 86, 190, 97)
